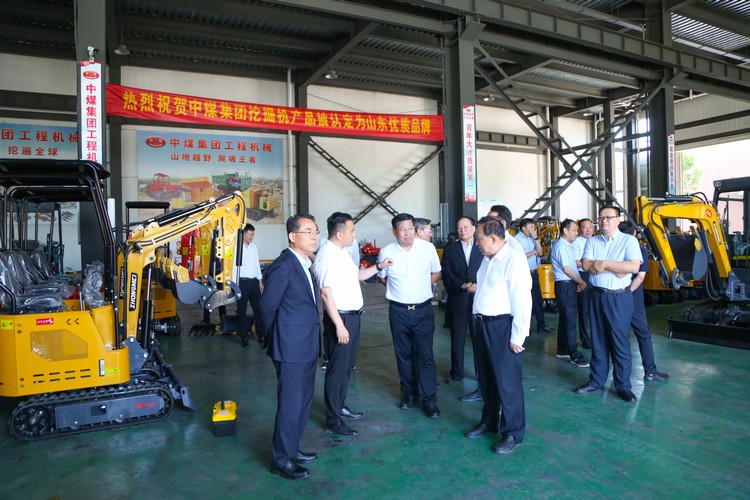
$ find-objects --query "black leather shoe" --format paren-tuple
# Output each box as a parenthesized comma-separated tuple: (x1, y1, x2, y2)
(270, 461, 310, 480)
(446, 376, 463, 385)
(581, 340, 592, 349)
(538, 325, 552, 333)
(325, 420, 358, 437)
(617, 389, 637, 403)
(459, 388, 483, 403)
(293, 450, 318, 464)
(341, 406, 364, 420)
(574, 383, 603, 394)
(493, 435, 519, 454)
(644, 371, 669, 382)
(241, 338, 250, 348)
(464, 422, 496, 439)
(423, 402, 440, 419)
(399, 395, 415, 410)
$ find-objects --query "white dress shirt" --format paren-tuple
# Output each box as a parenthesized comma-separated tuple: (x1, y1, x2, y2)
(314, 240, 363, 310)
(237, 241, 262, 280)
(473, 242, 533, 345)
(290, 247, 316, 303)
(461, 240, 473, 265)
(378, 237, 441, 304)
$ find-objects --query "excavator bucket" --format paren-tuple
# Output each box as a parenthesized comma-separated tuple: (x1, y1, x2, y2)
(668, 316, 750, 350)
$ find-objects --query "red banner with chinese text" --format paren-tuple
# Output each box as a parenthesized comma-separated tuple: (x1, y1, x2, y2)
(106, 84, 443, 142)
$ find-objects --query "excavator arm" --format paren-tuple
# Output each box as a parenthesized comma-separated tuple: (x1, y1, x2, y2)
(118, 192, 245, 341)
(635, 194, 732, 296)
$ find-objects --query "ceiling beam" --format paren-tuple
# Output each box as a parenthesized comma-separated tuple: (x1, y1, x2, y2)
(117, 13, 333, 54)
(123, 38, 317, 70)
(302, 21, 379, 87)
(671, 4, 750, 40)
(146, 0, 353, 33)
(543, 62, 641, 89)
(271, 0, 451, 34)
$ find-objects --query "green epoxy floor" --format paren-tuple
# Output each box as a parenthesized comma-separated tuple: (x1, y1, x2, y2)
(2, 283, 749, 499)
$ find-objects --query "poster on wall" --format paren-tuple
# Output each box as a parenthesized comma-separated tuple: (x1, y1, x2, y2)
(137, 130, 284, 224)
(462, 105, 477, 202)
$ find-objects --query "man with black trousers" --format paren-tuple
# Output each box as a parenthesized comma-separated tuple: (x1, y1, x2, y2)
(516, 218, 551, 333)
(236, 223, 265, 347)
(465, 216, 532, 454)
(378, 213, 442, 418)
(441, 216, 483, 385)
(315, 212, 393, 437)
(618, 221, 670, 382)
(574, 206, 642, 403)
(262, 214, 321, 481)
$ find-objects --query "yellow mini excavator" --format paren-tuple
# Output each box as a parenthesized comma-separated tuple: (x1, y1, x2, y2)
(0, 159, 245, 439)
(635, 176, 750, 349)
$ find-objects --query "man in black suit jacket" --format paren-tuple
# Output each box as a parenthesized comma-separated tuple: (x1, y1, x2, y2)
(261, 214, 321, 481)
(441, 216, 483, 385)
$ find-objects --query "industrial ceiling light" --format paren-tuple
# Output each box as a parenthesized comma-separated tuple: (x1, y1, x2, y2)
(324, 69, 339, 80)
(114, 43, 130, 56)
(582, 111, 594, 117)
(482, 94, 496, 102)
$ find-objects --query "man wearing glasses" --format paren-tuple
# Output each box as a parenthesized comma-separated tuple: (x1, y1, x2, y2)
(574, 206, 642, 403)
(262, 214, 321, 480)
(378, 213, 442, 418)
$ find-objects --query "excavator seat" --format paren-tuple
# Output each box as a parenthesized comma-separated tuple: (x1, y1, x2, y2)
(0, 251, 67, 313)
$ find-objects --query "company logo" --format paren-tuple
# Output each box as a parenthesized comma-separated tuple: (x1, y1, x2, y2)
(119, 267, 126, 299)
(82, 70, 100, 80)
(145, 136, 166, 148)
(705, 209, 712, 218)
(36, 318, 54, 326)
(129, 272, 139, 311)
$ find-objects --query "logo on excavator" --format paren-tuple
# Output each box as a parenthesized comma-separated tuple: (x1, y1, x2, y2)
(129, 272, 139, 311)
(36, 318, 54, 326)
(706, 208, 712, 218)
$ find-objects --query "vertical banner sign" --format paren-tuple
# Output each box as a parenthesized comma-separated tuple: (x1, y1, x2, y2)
(79, 61, 103, 163)
(667, 132, 676, 195)
(462, 105, 477, 202)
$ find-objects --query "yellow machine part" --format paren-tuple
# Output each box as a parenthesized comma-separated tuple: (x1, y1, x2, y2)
(0, 305, 130, 397)
(538, 264, 556, 300)
(150, 281, 177, 320)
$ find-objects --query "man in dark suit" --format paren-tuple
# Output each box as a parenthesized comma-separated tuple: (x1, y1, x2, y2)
(261, 214, 321, 481)
(441, 216, 483, 385)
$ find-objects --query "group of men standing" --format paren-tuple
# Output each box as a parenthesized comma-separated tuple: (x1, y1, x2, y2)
(241, 203, 668, 481)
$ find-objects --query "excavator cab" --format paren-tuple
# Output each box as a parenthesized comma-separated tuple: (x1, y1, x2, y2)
(0, 159, 245, 439)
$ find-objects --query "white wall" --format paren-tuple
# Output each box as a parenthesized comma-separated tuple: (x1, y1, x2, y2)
(0, 54, 77, 95)
(675, 94, 750, 149)
(306, 86, 440, 248)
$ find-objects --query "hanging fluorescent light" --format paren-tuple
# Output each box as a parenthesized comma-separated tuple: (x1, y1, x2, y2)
(324, 69, 338, 80)
(482, 94, 496, 102)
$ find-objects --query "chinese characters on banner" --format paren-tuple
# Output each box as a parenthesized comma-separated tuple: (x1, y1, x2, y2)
(79, 61, 103, 163)
(0, 123, 78, 159)
(108, 83, 444, 142)
(137, 130, 284, 224)
(667, 132, 676, 195)
(462, 105, 477, 202)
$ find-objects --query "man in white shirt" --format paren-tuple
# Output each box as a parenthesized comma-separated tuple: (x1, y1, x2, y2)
(465, 216, 531, 455)
(378, 213, 442, 418)
(573, 218, 595, 349)
(414, 218, 433, 242)
(236, 223, 265, 348)
(315, 212, 392, 437)
(516, 218, 551, 333)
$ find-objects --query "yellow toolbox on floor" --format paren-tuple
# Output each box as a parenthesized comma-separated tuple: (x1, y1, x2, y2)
(212, 400, 237, 436)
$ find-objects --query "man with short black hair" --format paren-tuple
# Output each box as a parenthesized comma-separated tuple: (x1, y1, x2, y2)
(465, 216, 531, 454)
(236, 223, 265, 348)
(315, 212, 393, 437)
(574, 206, 642, 403)
(516, 218, 550, 333)
(263, 214, 321, 480)
(378, 213, 442, 419)
(487, 205, 524, 254)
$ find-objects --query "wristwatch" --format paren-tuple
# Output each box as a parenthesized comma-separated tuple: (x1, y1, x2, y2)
(375, 262, 382, 271)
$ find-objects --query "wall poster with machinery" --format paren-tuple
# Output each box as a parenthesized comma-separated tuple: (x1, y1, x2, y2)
(137, 130, 284, 223)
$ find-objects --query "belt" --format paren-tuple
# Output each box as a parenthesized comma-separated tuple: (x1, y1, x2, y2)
(592, 286, 629, 295)
(338, 309, 363, 316)
(555, 280, 577, 286)
(389, 299, 431, 311)
(474, 313, 512, 322)
(530, 270, 538, 274)
(240, 277, 259, 281)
